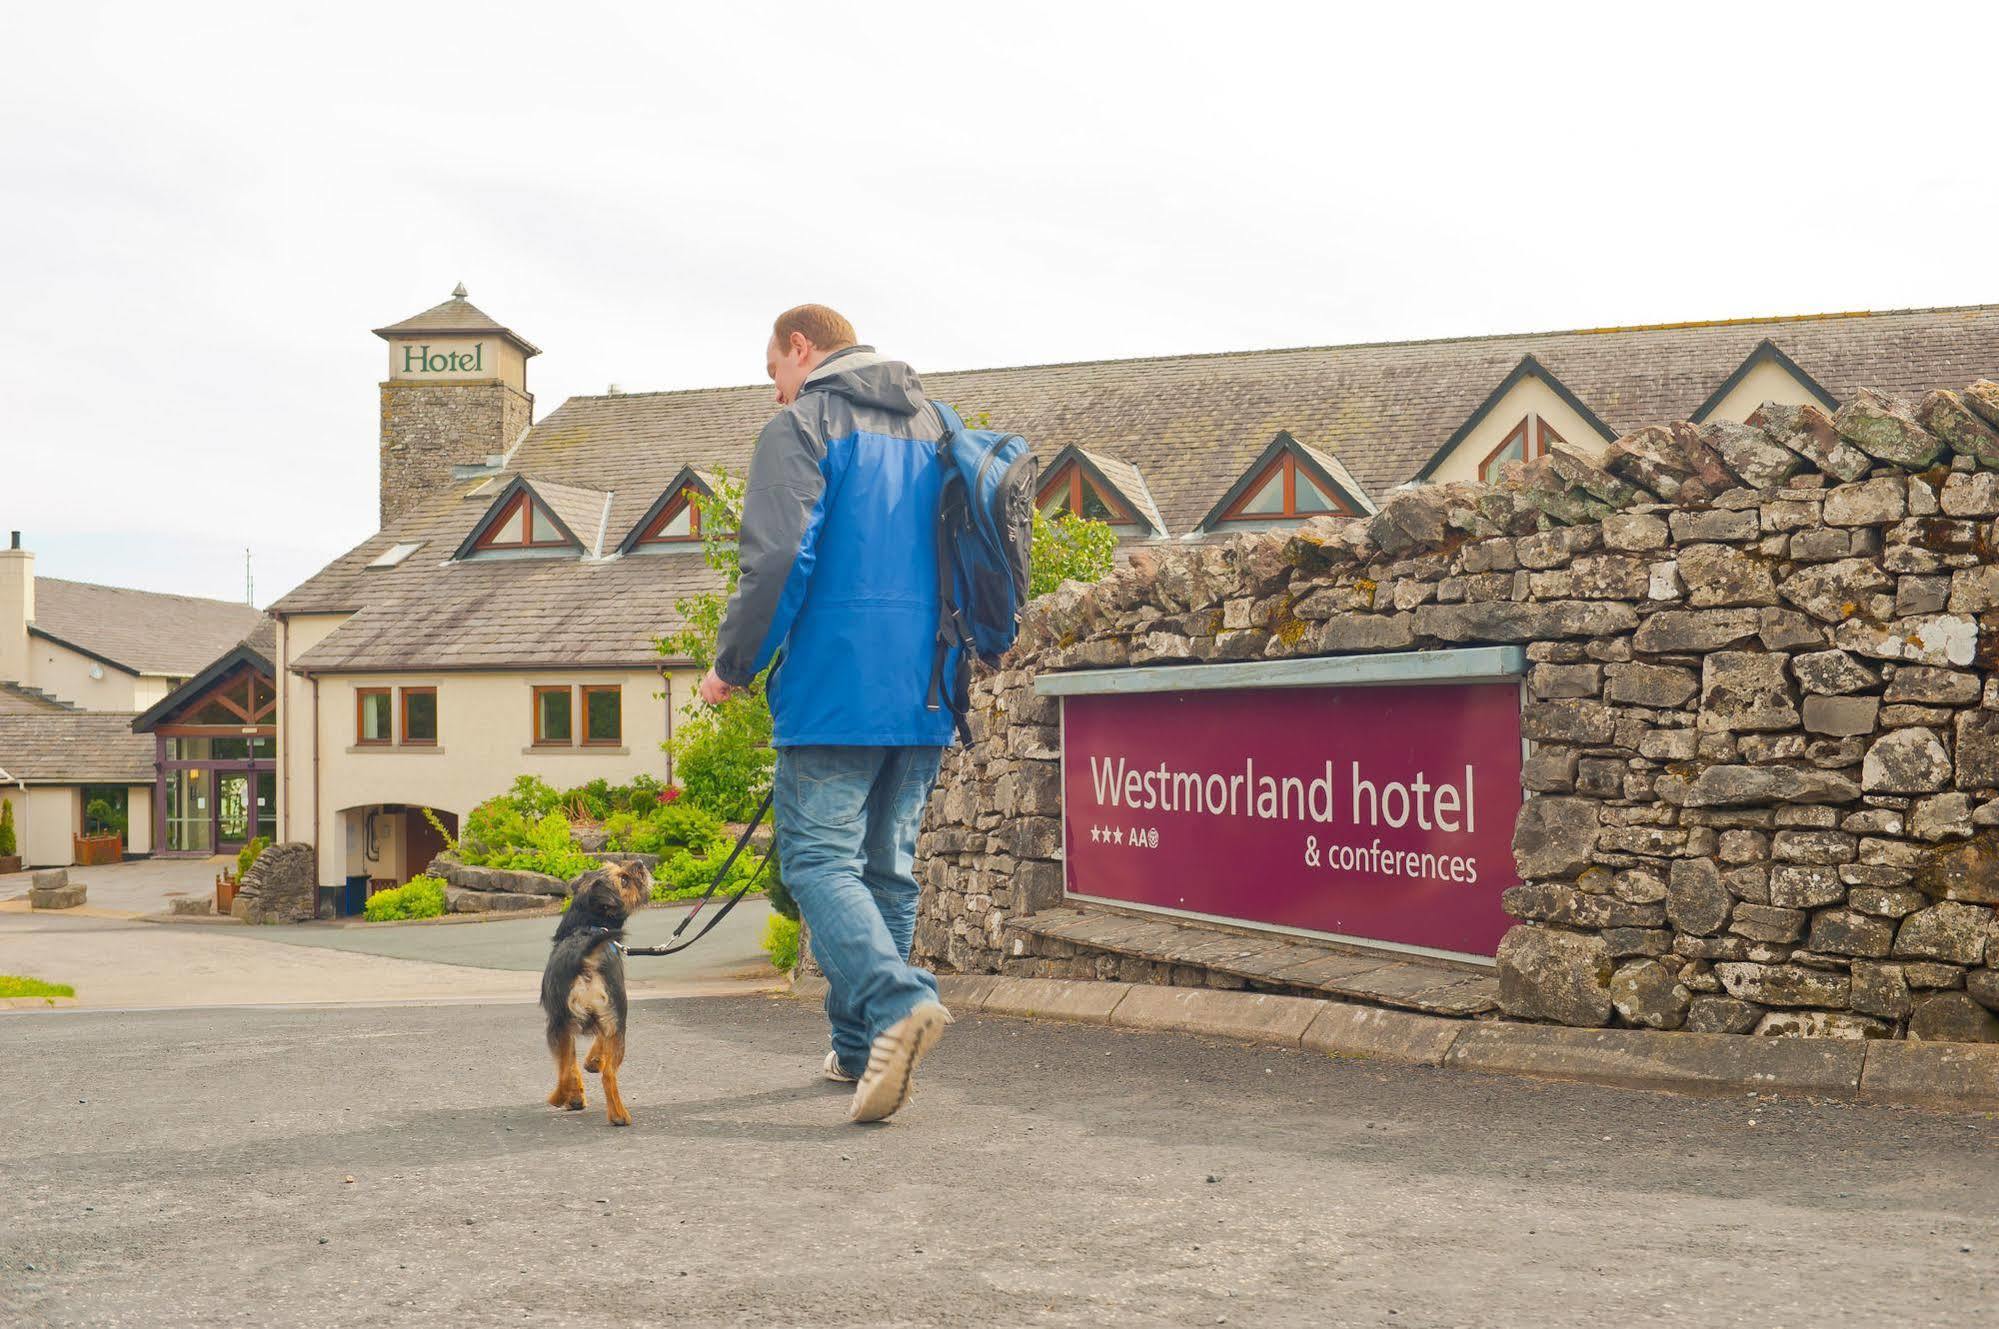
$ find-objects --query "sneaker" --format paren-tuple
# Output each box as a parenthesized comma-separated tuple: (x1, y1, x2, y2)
(849, 1001, 952, 1124)
(823, 1050, 856, 1084)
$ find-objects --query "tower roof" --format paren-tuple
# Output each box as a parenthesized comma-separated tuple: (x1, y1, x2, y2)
(373, 284, 541, 356)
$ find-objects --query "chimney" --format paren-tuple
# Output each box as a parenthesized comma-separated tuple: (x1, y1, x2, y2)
(373, 284, 538, 530)
(0, 532, 34, 685)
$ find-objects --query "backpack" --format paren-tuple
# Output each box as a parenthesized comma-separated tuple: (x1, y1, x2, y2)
(928, 400, 1037, 742)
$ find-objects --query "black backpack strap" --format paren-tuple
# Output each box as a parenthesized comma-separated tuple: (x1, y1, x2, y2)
(926, 399, 978, 745)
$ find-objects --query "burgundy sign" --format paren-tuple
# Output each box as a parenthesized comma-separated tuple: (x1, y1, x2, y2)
(1061, 680, 1524, 958)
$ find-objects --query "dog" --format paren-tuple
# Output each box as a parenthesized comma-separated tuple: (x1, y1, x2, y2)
(541, 860, 652, 1126)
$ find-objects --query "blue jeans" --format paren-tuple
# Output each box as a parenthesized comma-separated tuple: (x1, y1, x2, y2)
(773, 744, 946, 1077)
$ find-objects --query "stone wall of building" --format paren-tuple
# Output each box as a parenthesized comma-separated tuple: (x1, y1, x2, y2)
(378, 380, 533, 527)
(914, 379, 1999, 1041)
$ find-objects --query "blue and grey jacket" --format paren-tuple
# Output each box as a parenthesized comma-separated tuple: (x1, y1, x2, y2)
(713, 346, 956, 748)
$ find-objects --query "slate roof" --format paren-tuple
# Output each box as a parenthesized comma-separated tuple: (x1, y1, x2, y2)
(32, 579, 267, 677)
(0, 712, 154, 783)
(273, 303, 1999, 673)
(0, 682, 74, 715)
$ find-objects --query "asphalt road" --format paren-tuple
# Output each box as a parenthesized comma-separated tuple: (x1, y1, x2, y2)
(3, 997, 1996, 1329)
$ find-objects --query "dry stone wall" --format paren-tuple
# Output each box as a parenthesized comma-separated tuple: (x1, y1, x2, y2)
(914, 379, 1999, 1041)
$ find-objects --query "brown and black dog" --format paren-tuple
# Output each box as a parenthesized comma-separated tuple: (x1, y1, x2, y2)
(540, 861, 651, 1126)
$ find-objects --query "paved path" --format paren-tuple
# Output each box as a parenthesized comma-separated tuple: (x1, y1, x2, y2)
(0, 900, 774, 1009)
(3, 996, 1995, 1328)
(0, 856, 230, 915)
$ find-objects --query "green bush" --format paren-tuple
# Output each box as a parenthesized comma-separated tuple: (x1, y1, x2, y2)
(506, 774, 564, 819)
(649, 836, 765, 903)
(477, 811, 599, 880)
(672, 694, 773, 823)
(611, 801, 723, 855)
(0, 800, 15, 857)
(236, 836, 271, 878)
(1030, 507, 1118, 597)
(563, 775, 669, 822)
(363, 875, 448, 922)
(761, 913, 800, 972)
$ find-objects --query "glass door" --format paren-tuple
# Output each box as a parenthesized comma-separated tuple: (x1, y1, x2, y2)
(216, 773, 251, 850)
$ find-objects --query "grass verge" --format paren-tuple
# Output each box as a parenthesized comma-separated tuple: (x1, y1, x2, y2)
(0, 974, 76, 1000)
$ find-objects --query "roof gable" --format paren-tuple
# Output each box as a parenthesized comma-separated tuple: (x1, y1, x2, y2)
(1038, 446, 1166, 537)
(1689, 338, 1840, 423)
(1410, 355, 1618, 483)
(453, 475, 607, 559)
(1199, 432, 1376, 529)
(132, 640, 275, 733)
(617, 466, 721, 554)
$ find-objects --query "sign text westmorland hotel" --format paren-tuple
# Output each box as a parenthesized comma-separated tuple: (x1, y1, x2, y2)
(1052, 652, 1526, 959)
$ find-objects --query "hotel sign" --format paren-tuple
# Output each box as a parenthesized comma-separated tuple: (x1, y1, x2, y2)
(1045, 648, 1525, 960)
(400, 342, 487, 375)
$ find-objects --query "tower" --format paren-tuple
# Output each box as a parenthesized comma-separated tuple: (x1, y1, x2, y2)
(373, 283, 538, 528)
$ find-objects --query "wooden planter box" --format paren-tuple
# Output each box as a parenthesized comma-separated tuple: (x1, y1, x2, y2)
(0, 855, 21, 875)
(73, 834, 122, 866)
(215, 872, 239, 915)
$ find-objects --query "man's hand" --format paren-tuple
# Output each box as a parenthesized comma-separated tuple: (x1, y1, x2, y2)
(698, 668, 738, 706)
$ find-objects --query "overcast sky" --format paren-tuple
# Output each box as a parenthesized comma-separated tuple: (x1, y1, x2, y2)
(4, 1, 1995, 607)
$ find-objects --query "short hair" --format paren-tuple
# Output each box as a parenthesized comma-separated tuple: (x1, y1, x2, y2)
(772, 304, 857, 355)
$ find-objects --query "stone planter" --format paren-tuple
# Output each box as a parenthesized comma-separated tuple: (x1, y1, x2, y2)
(28, 868, 86, 910)
(72, 834, 122, 866)
(0, 855, 21, 875)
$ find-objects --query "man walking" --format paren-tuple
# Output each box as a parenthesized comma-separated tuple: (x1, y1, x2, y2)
(700, 304, 955, 1124)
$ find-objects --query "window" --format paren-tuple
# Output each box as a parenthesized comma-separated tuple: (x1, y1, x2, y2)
(367, 542, 423, 568)
(1036, 465, 1126, 522)
(582, 685, 622, 746)
(1220, 453, 1349, 522)
(401, 687, 438, 745)
(533, 686, 573, 745)
(356, 688, 392, 745)
(474, 491, 568, 551)
(1478, 415, 1565, 484)
(637, 490, 701, 544)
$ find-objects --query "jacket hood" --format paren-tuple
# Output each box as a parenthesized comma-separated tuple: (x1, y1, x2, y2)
(800, 345, 928, 417)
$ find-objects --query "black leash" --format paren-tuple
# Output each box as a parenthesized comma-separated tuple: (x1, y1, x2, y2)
(622, 789, 774, 958)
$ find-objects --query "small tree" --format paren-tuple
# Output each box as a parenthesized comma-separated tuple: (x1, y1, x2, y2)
(1029, 507, 1117, 597)
(0, 799, 15, 858)
(657, 471, 777, 827)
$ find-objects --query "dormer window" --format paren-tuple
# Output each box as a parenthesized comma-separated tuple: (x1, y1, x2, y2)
(1037, 465, 1128, 523)
(1223, 453, 1344, 520)
(636, 489, 702, 544)
(617, 467, 729, 554)
(474, 491, 569, 550)
(451, 476, 598, 560)
(1198, 432, 1373, 532)
(1031, 447, 1167, 536)
(1478, 416, 1565, 484)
